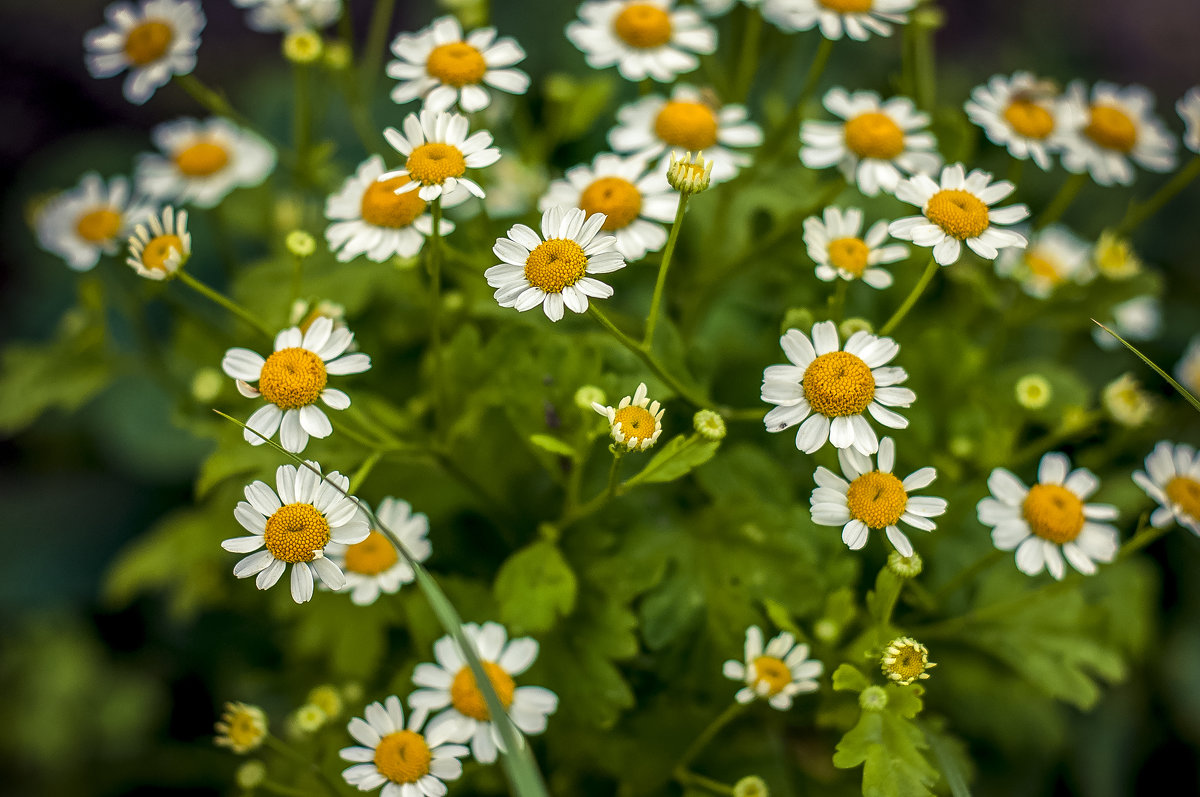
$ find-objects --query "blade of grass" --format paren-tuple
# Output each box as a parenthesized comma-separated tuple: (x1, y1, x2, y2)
(1092, 320, 1200, 414)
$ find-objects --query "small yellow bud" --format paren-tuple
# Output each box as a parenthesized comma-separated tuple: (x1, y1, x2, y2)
(285, 230, 316, 258)
(887, 551, 923, 578)
(323, 40, 351, 70)
(881, 637, 935, 686)
(1015, 374, 1052, 410)
(292, 703, 327, 733)
(859, 685, 889, 711)
(306, 685, 343, 719)
(192, 367, 224, 403)
(1102, 372, 1156, 427)
(734, 775, 769, 797)
(1094, 230, 1142, 280)
(235, 760, 267, 789)
(283, 29, 323, 64)
(667, 151, 712, 194)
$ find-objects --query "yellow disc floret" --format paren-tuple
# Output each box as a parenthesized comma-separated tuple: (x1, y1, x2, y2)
(425, 41, 488, 87)
(524, 238, 588, 293)
(579, 177, 643, 230)
(1165, 476, 1200, 521)
(613, 3, 673, 49)
(924, 189, 990, 240)
(76, 207, 122, 243)
(1084, 104, 1138, 153)
(881, 637, 935, 685)
(802, 351, 876, 417)
(1022, 483, 1085, 544)
(843, 112, 905, 160)
(827, 237, 870, 277)
(405, 143, 467, 186)
(124, 20, 173, 66)
(1003, 99, 1055, 139)
(214, 701, 268, 754)
(818, 0, 874, 12)
(846, 471, 909, 529)
(373, 730, 432, 784)
(258, 348, 327, 409)
(654, 101, 720, 151)
(174, 141, 231, 177)
(343, 530, 400, 576)
(263, 503, 331, 563)
(752, 655, 792, 696)
(141, 234, 184, 272)
(450, 662, 516, 722)
(613, 404, 657, 446)
(360, 175, 427, 228)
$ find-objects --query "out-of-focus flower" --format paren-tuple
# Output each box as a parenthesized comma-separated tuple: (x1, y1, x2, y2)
(85, 0, 205, 105)
(136, 117, 276, 209)
(35, 173, 155, 271)
(566, 0, 717, 82)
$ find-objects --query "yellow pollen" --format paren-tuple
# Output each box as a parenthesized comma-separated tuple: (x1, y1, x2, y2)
(1022, 483, 1085, 544)
(1003, 99, 1055, 139)
(174, 141, 231, 177)
(123, 19, 174, 66)
(827, 237, 870, 277)
(579, 177, 642, 230)
(360, 175, 427, 228)
(523, 238, 588, 293)
(343, 530, 399, 576)
(613, 404, 657, 445)
(924, 189, 990, 240)
(258, 347, 328, 409)
(1084, 104, 1138, 153)
(843, 112, 905, 160)
(405, 142, 467, 186)
(802, 351, 876, 417)
(882, 640, 932, 685)
(373, 730, 432, 784)
(613, 3, 673, 49)
(425, 41, 488, 87)
(1165, 476, 1200, 521)
(263, 503, 331, 563)
(818, 0, 873, 12)
(450, 662, 515, 722)
(654, 101, 719, 151)
(1025, 252, 1063, 284)
(141, 234, 183, 272)
(846, 471, 909, 529)
(752, 655, 792, 696)
(75, 207, 122, 243)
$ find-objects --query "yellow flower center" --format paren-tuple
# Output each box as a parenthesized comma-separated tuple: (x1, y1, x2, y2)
(613, 3, 673, 49)
(263, 502, 331, 563)
(818, 0, 874, 12)
(579, 176, 643, 230)
(827, 236, 870, 277)
(218, 704, 267, 752)
(882, 642, 929, 684)
(613, 404, 657, 445)
(1165, 476, 1200, 521)
(1025, 252, 1063, 285)
(846, 471, 909, 529)
(141, 234, 184, 272)
(75, 207, 122, 243)
(174, 141, 231, 177)
(924, 189, 990, 240)
(654, 101, 720, 152)
(450, 662, 516, 722)
(1022, 483, 1085, 544)
(360, 175, 427, 228)
(258, 347, 328, 409)
(1002, 99, 1055, 139)
(405, 143, 467, 186)
(752, 655, 791, 696)
(425, 41, 488, 87)
(373, 730, 432, 784)
(1084, 104, 1138, 153)
(123, 19, 174, 66)
(524, 238, 588, 293)
(801, 350, 876, 417)
(843, 111, 905, 160)
(343, 530, 400, 576)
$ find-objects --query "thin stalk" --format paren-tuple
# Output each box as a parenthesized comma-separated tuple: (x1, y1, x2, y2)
(879, 255, 938, 336)
(289, 252, 304, 309)
(361, 0, 397, 97)
(174, 74, 285, 154)
(828, 279, 848, 323)
(910, 3, 938, 111)
(293, 62, 312, 183)
(263, 736, 341, 797)
(676, 770, 734, 796)
(674, 702, 746, 780)
(1034, 172, 1087, 230)
(1114, 154, 1200, 236)
(643, 192, 689, 347)
(175, 270, 273, 338)
(1116, 515, 1170, 559)
(259, 781, 317, 797)
(734, 8, 764, 101)
(348, 450, 384, 493)
(428, 198, 447, 436)
(763, 37, 834, 159)
(588, 306, 712, 409)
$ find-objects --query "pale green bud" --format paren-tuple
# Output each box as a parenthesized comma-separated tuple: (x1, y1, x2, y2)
(839, 317, 873, 338)
(235, 760, 267, 789)
(285, 230, 316, 258)
(575, 385, 606, 411)
(859, 686, 889, 711)
(192, 367, 224, 403)
(734, 776, 769, 797)
(667, 151, 712, 194)
(887, 551, 923, 578)
(1015, 374, 1052, 410)
(693, 410, 726, 441)
(283, 30, 323, 64)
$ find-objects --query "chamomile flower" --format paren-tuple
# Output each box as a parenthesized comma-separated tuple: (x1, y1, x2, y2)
(592, 382, 665, 451)
(485, 206, 626, 321)
(381, 110, 501, 202)
(810, 437, 946, 556)
(768, 0, 916, 40)
(803, 206, 908, 289)
(977, 452, 1120, 580)
(84, 0, 204, 104)
(214, 701, 268, 754)
(1133, 441, 1200, 536)
(880, 637, 935, 685)
(566, 0, 717, 83)
(1102, 373, 1156, 427)
(126, 205, 190, 279)
(800, 88, 941, 196)
(387, 15, 530, 113)
(324, 498, 431, 606)
(340, 696, 469, 795)
(1093, 295, 1161, 350)
(608, 85, 762, 183)
(135, 117, 276, 208)
(222, 462, 370, 603)
(1177, 335, 1200, 397)
(539, 153, 677, 261)
(762, 321, 914, 456)
(232, 0, 341, 33)
(409, 622, 559, 764)
(35, 173, 155, 271)
(722, 626, 823, 711)
(964, 72, 1065, 171)
(993, 224, 1092, 298)
(325, 155, 458, 263)
(1178, 87, 1200, 153)
(1058, 81, 1178, 186)
(889, 163, 1029, 265)
(221, 317, 371, 453)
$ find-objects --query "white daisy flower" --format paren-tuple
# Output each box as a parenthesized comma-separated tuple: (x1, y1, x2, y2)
(608, 85, 762, 183)
(767, 0, 916, 40)
(1177, 335, 1200, 397)
(221, 316, 372, 453)
(977, 452, 1120, 580)
(964, 72, 1066, 171)
(722, 626, 823, 711)
(809, 436, 947, 556)
(387, 15, 529, 113)
(381, 110, 501, 202)
(232, 0, 341, 33)
(135, 117, 276, 209)
(761, 321, 914, 456)
(1057, 81, 1178, 186)
(126, 204, 190, 280)
(1092, 295, 1161, 351)
(339, 696, 469, 795)
(325, 155, 459, 263)
(409, 622, 559, 764)
(993, 224, 1092, 299)
(800, 88, 941, 197)
(1178, 87, 1200, 154)
(889, 163, 1029, 265)
(84, 0, 205, 105)
(566, 0, 717, 83)
(222, 462, 370, 603)
(1133, 441, 1200, 536)
(35, 173, 156, 271)
(325, 498, 431, 606)
(538, 152, 677, 261)
(802, 206, 907, 289)
(591, 382, 665, 451)
(485, 206, 626, 322)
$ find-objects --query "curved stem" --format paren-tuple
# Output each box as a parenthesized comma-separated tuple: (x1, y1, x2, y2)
(361, 0, 396, 98)
(1114, 154, 1200, 236)
(762, 37, 834, 159)
(175, 270, 274, 339)
(293, 62, 312, 183)
(734, 8, 765, 101)
(1034, 172, 1087, 230)
(879, 255, 938, 336)
(588, 306, 712, 409)
(428, 198, 447, 436)
(263, 736, 342, 797)
(348, 449, 384, 494)
(674, 702, 747, 780)
(828, 279, 848, 323)
(643, 193, 689, 348)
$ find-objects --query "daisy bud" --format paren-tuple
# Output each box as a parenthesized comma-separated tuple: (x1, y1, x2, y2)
(307, 685, 343, 719)
(813, 618, 840, 643)
(887, 551, 924, 579)
(781, 307, 814, 334)
(191, 367, 224, 403)
(839, 317, 873, 339)
(734, 776, 769, 797)
(667, 151, 712, 194)
(292, 703, 327, 733)
(881, 637, 936, 685)
(1093, 231, 1142, 279)
(323, 40, 351, 71)
(286, 230, 316, 257)
(1014, 374, 1052, 409)
(283, 29, 323, 64)
(859, 686, 889, 712)
(693, 410, 726, 441)
(574, 385, 606, 411)
(215, 701, 268, 754)
(1102, 373, 1156, 427)
(235, 760, 267, 789)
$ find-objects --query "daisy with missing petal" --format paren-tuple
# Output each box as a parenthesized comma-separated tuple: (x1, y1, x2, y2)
(608, 85, 762, 183)
(221, 317, 371, 453)
(800, 88, 941, 196)
(325, 498, 431, 606)
(722, 626, 823, 711)
(592, 382, 665, 451)
(233, 0, 341, 33)
(126, 205, 190, 279)
(36, 173, 156, 271)
(762, 321, 913, 456)
(566, 0, 716, 83)
(977, 452, 1120, 580)
(325, 155, 458, 263)
(1133, 441, 1200, 536)
(1057, 81, 1178, 186)
(810, 436, 946, 556)
(965, 72, 1065, 171)
(1178, 87, 1200, 154)
(803, 206, 907, 289)
(410, 622, 559, 764)
(381, 111, 500, 202)
(387, 15, 529, 113)
(222, 462, 370, 603)
(993, 224, 1092, 299)
(340, 695, 469, 796)
(770, 0, 916, 40)
(889, 163, 1029, 265)
(135, 117, 276, 208)
(84, 0, 205, 105)
(1178, 336, 1200, 397)
(539, 152, 677, 261)
(485, 206, 626, 321)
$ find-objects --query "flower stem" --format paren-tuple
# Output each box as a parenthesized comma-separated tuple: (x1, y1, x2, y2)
(763, 37, 834, 159)
(1114, 154, 1200, 236)
(675, 770, 734, 796)
(879, 255, 938, 336)
(930, 550, 1005, 604)
(643, 192, 689, 348)
(174, 74, 284, 153)
(588, 305, 712, 409)
(909, 3, 939, 111)
(175, 270, 274, 339)
(1034, 172, 1087, 230)
(259, 781, 319, 797)
(828, 279, 848, 323)
(428, 198, 447, 436)
(734, 7, 764, 101)
(360, 0, 396, 98)
(293, 61, 312, 182)
(263, 736, 342, 797)
(674, 702, 746, 781)
(348, 449, 384, 494)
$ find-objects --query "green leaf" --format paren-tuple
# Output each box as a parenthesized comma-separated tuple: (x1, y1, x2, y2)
(833, 685, 939, 797)
(624, 434, 720, 487)
(1094, 319, 1200, 413)
(833, 664, 871, 693)
(528, 434, 577, 459)
(494, 540, 578, 634)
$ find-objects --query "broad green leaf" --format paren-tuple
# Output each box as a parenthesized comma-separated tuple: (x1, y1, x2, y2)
(624, 434, 720, 487)
(494, 540, 578, 634)
(833, 685, 939, 797)
(833, 663, 871, 693)
(529, 433, 577, 459)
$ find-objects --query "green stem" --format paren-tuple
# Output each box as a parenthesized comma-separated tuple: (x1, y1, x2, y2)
(555, 447, 627, 530)
(674, 702, 747, 779)
(1114, 154, 1200, 236)
(361, 0, 396, 97)
(734, 8, 764, 101)
(259, 781, 319, 797)
(879, 255, 938, 336)
(428, 198, 447, 436)
(175, 270, 274, 338)
(1007, 410, 1103, 466)
(606, 449, 625, 497)
(1115, 514, 1170, 560)
(910, 2, 939, 111)
(1006, 157, 1025, 186)
(676, 770, 735, 796)
(828, 279, 848, 323)
(293, 62, 312, 183)
(588, 306, 711, 409)
(764, 37, 834, 159)
(348, 450, 383, 494)
(1034, 172, 1087, 230)
(263, 736, 341, 797)
(289, 253, 304, 310)
(931, 550, 1005, 604)
(643, 192, 689, 348)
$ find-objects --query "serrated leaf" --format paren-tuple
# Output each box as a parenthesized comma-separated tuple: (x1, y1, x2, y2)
(833, 663, 871, 693)
(529, 434, 577, 459)
(624, 435, 720, 487)
(833, 685, 939, 797)
(495, 540, 578, 634)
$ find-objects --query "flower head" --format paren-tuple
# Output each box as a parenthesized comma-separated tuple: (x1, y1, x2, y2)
(693, 409, 726, 441)
(593, 382, 665, 451)
(666, 150, 713, 194)
(1177, 335, 1200, 398)
(35, 172, 156, 271)
(1102, 373, 1156, 427)
(965, 72, 1064, 170)
(1014, 374, 1052, 410)
(135, 117, 276, 209)
(566, 0, 717, 82)
(1093, 230, 1142, 280)
(325, 498, 431, 606)
(1093, 296, 1161, 351)
(769, 0, 918, 40)
(994, 225, 1092, 298)
(84, 0, 205, 105)
(1133, 441, 1200, 536)
(1178, 87, 1200, 154)
(340, 696, 470, 794)
(215, 701, 267, 754)
(381, 110, 501, 202)
(803, 206, 908, 289)
(1058, 81, 1178, 186)
(283, 29, 323, 63)
(722, 626, 823, 711)
(233, 0, 341, 33)
(126, 205, 191, 279)
(880, 637, 935, 685)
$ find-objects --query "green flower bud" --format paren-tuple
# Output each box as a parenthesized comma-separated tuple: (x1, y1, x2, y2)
(693, 410, 726, 441)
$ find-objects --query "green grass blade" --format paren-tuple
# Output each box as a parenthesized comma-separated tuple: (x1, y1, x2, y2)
(1092, 320, 1200, 414)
